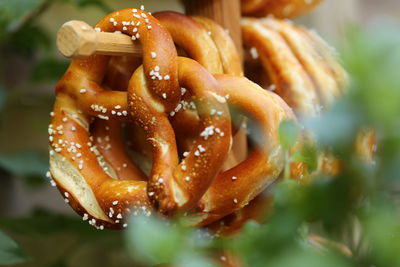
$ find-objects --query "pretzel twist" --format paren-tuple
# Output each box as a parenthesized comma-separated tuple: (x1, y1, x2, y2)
(94, 11, 247, 188)
(49, 9, 179, 229)
(49, 9, 296, 230)
(95, 52, 293, 228)
(241, 0, 322, 18)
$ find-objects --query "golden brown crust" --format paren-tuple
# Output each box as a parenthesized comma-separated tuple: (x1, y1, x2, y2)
(154, 11, 223, 74)
(190, 75, 295, 226)
(192, 16, 243, 76)
(154, 12, 247, 171)
(128, 57, 232, 215)
(241, 17, 348, 116)
(92, 120, 147, 181)
(50, 8, 178, 229)
(241, 0, 322, 18)
(206, 193, 274, 236)
(50, 10, 306, 232)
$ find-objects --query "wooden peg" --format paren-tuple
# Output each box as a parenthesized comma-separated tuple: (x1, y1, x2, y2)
(57, 20, 142, 58)
(182, 0, 243, 60)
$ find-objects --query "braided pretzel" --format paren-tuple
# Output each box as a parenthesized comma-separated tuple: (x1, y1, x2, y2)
(91, 12, 247, 192)
(128, 56, 232, 214)
(153, 11, 247, 169)
(241, 0, 322, 18)
(242, 17, 348, 116)
(93, 54, 278, 228)
(108, 70, 294, 225)
(50, 9, 295, 230)
(49, 9, 179, 229)
(94, 11, 247, 176)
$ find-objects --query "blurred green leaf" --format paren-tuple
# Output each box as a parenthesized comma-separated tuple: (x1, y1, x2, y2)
(0, 151, 48, 184)
(0, 0, 49, 33)
(292, 143, 318, 173)
(31, 58, 68, 82)
(0, 231, 30, 265)
(363, 205, 400, 266)
(279, 120, 301, 149)
(62, 0, 111, 13)
(2, 24, 51, 56)
(126, 215, 185, 265)
(126, 215, 217, 267)
(0, 209, 91, 235)
(0, 84, 6, 111)
(0, 210, 135, 267)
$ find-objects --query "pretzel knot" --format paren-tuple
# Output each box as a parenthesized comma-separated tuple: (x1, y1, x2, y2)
(49, 9, 179, 229)
(49, 9, 296, 230)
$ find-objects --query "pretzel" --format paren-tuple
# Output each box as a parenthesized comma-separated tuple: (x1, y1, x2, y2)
(207, 193, 274, 236)
(242, 17, 348, 116)
(49, 8, 179, 229)
(111, 71, 294, 225)
(153, 11, 247, 169)
(94, 11, 247, 173)
(94, 54, 284, 228)
(241, 18, 377, 180)
(127, 56, 232, 214)
(49, 9, 295, 230)
(241, 0, 322, 18)
(188, 74, 295, 225)
(91, 11, 252, 224)
(93, 57, 278, 228)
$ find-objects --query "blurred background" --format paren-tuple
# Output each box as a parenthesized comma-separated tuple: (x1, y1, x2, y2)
(0, 0, 400, 266)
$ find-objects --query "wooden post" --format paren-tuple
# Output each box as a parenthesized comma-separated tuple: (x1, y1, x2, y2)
(182, 0, 243, 60)
(183, 0, 247, 167)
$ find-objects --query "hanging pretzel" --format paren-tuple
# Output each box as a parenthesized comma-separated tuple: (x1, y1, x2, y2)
(241, 17, 377, 181)
(50, 9, 295, 230)
(49, 8, 179, 229)
(87, 55, 292, 227)
(242, 17, 348, 116)
(241, 0, 323, 18)
(93, 11, 247, 177)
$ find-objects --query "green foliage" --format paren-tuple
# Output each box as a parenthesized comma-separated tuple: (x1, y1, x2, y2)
(0, 231, 30, 265)
(0, 84, 6, 111)
(0, 151, 48, 187)
(279, 120, 301, 149)
(0, 210, 135, 267)
(0, 152, 47, 178)
(0, 0, 49, 33)
(291, 143, 318, 173)
(31, 58, 69, 82)
(125, 215, 217, 267)
(64, 0, 112, 12)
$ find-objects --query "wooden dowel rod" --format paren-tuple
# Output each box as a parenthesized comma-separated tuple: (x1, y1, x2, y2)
(182, 0, 243, 60)
(56, 2, 243, 59)
(57, 20, 142, 59)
